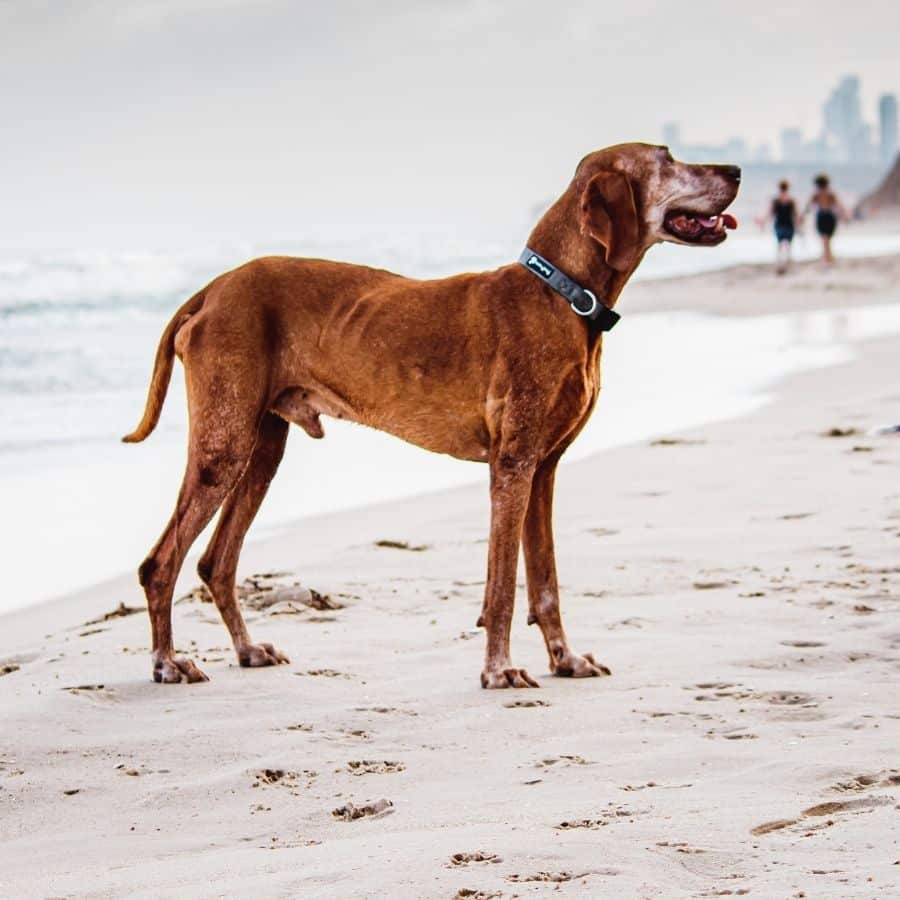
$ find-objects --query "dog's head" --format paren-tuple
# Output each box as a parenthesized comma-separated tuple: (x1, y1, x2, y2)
(575, 143, 740, 271)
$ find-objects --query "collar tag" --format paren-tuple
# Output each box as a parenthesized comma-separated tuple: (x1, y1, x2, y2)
(518, 247, 620, 331)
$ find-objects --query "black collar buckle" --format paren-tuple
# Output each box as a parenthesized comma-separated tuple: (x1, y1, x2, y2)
(518, 247, 620, 332)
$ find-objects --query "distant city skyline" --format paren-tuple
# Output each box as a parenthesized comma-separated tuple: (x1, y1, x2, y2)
(665, 75, 898, 167)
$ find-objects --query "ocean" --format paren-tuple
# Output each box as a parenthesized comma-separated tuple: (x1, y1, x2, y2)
(3, 224, 900, 613)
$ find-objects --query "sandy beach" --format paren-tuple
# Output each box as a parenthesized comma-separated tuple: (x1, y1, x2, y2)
(2, 256, 899, 899)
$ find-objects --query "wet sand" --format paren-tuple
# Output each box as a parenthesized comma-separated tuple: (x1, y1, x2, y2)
(1, 255, 899, 899)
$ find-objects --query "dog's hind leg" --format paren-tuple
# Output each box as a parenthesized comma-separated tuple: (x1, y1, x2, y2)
(522, 455, 610, 679)
(139, 441, 257, 683)
(197, 412, 291, 668)
(138, 338, 268, 683)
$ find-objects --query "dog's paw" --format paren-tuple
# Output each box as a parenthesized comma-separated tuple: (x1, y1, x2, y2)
(551, 651, 611, 678)
(238, 642, 290, 668)
(481, 667, 540, 689)
(152, 655, 209, 684)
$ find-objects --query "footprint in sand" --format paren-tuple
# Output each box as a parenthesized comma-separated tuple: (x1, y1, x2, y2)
(697, 885, 751, 896)
(688, 685, 818, 707)
(556, 819, 608, 830)
(507, 868, 617, 883)
(507, 871, 577, 883)
(331, 798, 393, 821)
(82, 602, 144, 626)
(453, 890, 502, 900)
(830, 771, 900, 792)
(619, 781, 693, 792)
(374, 539, 429, 551)
(535, 755, 592, 768)
(353, 706, 418, 717)
(332, 728, 372, 741)
(255, 768, 299, 786)
(750, 794, 893, 836)
(706, 727, 758, 741)
(655, 841, 706, 855)
(758, 690, 818, 706)
(262, 836, 322, 850)
(503, 699, 549, 709)
(750, 818, 797, 836)
(294, 668, 352, 679)
(61, 684, 117, 704)
(345, 760, 404, 775)
(689, 685, 824, 724)
(803, 796, 894, 817)
(557, 804, 638, 829)
(688, 683, 754, 702)
(252, 769, 317, 793)
(780, 640, 826, 648)
(587, 527, 620, 537)
(607, 617, 649, 630)
(448, 851, 502, 867)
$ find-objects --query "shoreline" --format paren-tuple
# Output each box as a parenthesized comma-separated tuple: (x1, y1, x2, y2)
(2, 254, 899, 897)
(625, 248, 900, 313)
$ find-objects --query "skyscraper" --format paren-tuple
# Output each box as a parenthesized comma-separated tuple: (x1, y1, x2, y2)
(822, 75, 874, 163)
(880, 94, 898, 165)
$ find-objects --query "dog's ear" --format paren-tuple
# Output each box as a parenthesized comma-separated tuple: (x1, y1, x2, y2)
(580, 170, 640, 272)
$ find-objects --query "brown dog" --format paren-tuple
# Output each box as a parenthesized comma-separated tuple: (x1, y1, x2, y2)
(125, 143, 739, 688)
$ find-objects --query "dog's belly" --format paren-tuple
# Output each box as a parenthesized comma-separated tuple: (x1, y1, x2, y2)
(272, 384, 491, 463)
(365, 404, 492, 461)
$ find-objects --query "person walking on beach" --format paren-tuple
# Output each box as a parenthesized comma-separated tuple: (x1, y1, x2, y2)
(805, 174, 847, 264)
(764, 180, 800, 274)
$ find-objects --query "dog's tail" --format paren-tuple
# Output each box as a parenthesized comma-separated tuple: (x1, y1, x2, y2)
(121, 291, 205, 443)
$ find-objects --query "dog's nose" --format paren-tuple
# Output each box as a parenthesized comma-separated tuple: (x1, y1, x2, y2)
(722, 165, 741, 183)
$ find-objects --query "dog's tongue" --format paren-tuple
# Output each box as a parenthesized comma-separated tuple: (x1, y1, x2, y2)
(697, 214, 738, 230)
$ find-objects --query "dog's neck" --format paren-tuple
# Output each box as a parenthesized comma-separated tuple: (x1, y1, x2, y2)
(525, 189, 647, 310)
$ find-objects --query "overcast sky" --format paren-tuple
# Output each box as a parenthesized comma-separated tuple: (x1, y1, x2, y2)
(3, 0, 899, 250)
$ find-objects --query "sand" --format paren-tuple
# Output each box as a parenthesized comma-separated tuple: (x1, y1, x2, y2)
(2, 255, 899, 899)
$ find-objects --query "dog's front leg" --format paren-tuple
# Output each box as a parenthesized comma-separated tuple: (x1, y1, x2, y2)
(479, 457, 540, 689)
(523, 456, 610, 679)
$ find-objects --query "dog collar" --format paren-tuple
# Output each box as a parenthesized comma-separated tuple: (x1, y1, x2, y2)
(518, 247, 620, 331)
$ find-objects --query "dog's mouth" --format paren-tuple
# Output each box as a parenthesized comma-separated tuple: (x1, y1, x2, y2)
(663, 210, 738, 245)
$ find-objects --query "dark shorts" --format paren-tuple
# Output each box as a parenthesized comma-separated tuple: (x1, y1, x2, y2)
(775, 224, 794, 243)
(816, 210, 837, 237)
